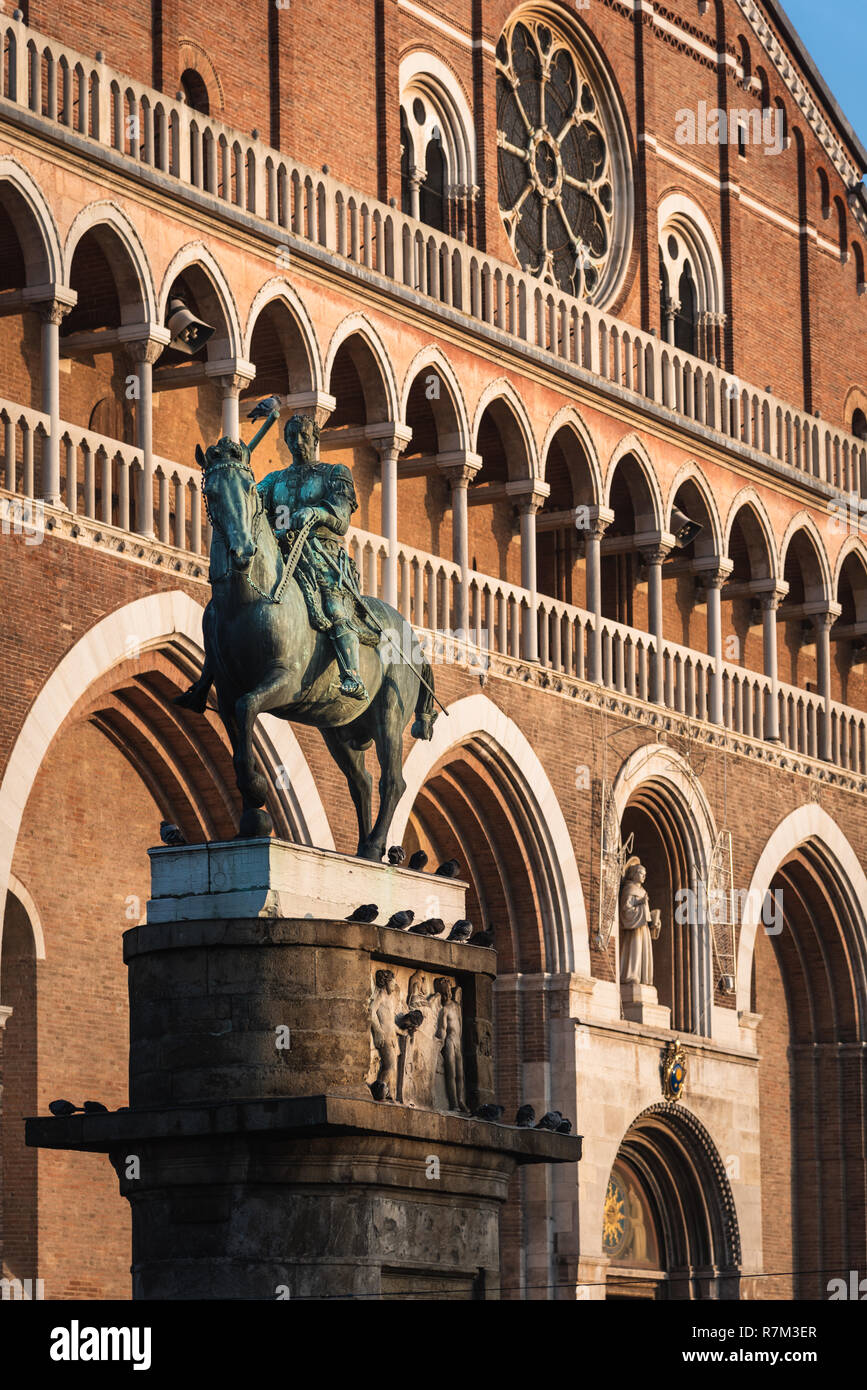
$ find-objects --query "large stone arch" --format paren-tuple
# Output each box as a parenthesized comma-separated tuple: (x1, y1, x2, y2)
(778, 510, 834, 601)
(0, 156, 63, 287)
(666, 461, 724, 557)
(64, 201, 157, 324)
(391, 693, 587, 975)
(723, 487, 779, 579)
(0, 591, 333, 961)
(604, 433, 664, 529)
(736, 803, 867, 1013)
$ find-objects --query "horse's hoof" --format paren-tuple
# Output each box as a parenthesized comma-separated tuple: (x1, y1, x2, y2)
(237, 808, 273, 839)
(174, 685, 209, 713)
(357, 844, 384, 863)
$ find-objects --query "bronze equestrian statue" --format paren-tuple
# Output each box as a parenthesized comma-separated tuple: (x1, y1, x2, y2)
(175, 401, 437, 861)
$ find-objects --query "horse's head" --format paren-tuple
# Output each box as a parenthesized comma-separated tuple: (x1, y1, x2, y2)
(195, 437, 259, 571)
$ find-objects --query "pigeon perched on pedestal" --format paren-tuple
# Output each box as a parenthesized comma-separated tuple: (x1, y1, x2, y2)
(469, 925, 495, 948)
(396, 1009, 425, 1034)
(408, 850, 428, 871)
(387, 845, 406, 865)
(447, 919, 472, 942)
(535, 1110, 563, 1132)
(83, 1100, 108, 1114)
(515, 1105, 536, 1128)
(386, 909, 414, 930)
(409, 917, 445, 937)
(160, 821, 186, 846)
(346, 903, 378, 923)
(246, 395, 282, 421)
(474, 1104, 505, 1122)
(48, 1099, 78, 1117)
(556, 1117, 572, 1134)
(435, 858, 461, 878)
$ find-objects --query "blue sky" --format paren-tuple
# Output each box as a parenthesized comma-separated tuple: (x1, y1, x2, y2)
(780, 0, 867, 159)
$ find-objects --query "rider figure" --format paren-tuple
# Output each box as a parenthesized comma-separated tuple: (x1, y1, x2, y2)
(257, 412, 371, 701)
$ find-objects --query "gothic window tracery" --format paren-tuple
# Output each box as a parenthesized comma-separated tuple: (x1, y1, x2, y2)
(495, 14, 629, 304)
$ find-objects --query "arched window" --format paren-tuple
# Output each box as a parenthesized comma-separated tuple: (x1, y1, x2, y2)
(854, 243, 866, 295)
(658, 197, 724, 363)
(818, 168, 831, 220)
(737, 36, 752, 90)
(852, 409, 867, 441)
(180, 68, 209, 115)
(836, 197, 849, 261)
(420, 131, 446, 231)
(399, 56, 476, 239)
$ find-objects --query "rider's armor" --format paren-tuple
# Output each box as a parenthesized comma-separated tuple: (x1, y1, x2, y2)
(257, 458, 378, 700)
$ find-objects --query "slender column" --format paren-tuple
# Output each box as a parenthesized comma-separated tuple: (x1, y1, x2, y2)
(368, 424, 413, 608)
(205, 361, 257, 442)
(813, 608, 837, 761)
(438, 452, 482, 637)
(663, 296, 680, 347)
(507, 481, 550, 663)
(408, 166, 426, 221)
(38, 297, 74, 505)
(761, 593, 782, 741)
(583, 505, 613, 684)
(696, 560, 732, 724)
(126, 334, 169, 539)
(641, 542, 673, 704)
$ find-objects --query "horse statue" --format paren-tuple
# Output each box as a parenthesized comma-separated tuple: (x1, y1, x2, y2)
(175, 410, 437, 862)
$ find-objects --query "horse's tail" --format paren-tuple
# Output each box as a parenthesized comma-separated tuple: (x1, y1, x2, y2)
(411, 659, 437, 740)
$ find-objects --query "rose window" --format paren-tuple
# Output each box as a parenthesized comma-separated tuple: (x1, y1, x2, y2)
(496, 17, 620, 303)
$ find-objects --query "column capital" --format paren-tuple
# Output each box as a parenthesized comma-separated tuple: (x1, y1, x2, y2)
(505, 478, 550, 514)
(436, 450, 482, 487)
(37, 295, 77, 327)
(365, 422, 413, 457)
(0, 1004, 13, 1030)
(121, 325, 171, 366)
(636, 530, 676, 565)
(204, 358, 257, 393)
(750, 579, 790, 612)
(693, 556, 734, 589)
(284, 390, 337, 428)
(581, 503, 615, 539)
(807, 601, 843, 630)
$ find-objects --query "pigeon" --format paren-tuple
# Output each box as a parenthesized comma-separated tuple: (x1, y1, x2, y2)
(370, 1080, 388, 1101)
(435, 858, 461, 878)
(469, 926, 494, 948)
(346, 903, 378, 923)
(515, 1105, 536, 1128)
(83, 1100, 108, 1114)
(386, 909, 414, 930)
(160, 821, 186, 846)
(474, 1104, 505, 1122)
(447, 919, 472, 942)
(387, 845, 406, 865)
(556, 1117, 573, 1134)
(535, 1111, 563, 1132)
(48, 1099, 78, 1117)
(409, 917, 445, 937)
(396, 1009, 424, 1033)
(408, 850, 428, 871)
(246, 394, 282, 421)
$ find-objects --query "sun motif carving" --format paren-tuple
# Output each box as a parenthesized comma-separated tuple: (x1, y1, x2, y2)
(602, 1174, 629, 1254)
(496, 16, 616, 302)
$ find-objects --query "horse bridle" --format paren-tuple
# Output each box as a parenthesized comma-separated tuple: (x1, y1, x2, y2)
(201, 460, 293, 605)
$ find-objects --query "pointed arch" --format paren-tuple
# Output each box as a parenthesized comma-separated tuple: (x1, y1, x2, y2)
(157, 242, 243, 356)
(64, 202, 156, 324)
(323, 312, 400, 422)
(778, 511, 833, 598)
(391, 693, 587, 975)
(0, 156, 63, 286)
(242, 276, 323, 391)
(833, 533, 867, 596)
(540, 406, 603, 505)
(604, 433, 664, 528)
(723, 487, 779, 578)
(0, 592, 333, 958)
(399, 345, 471, 448)
(736, 803, 867, 1013)
(471, 378, 540, 478)
(5, 874, 46, 961)
(611, 742, 718, 872)
(666, 461, 724, 555)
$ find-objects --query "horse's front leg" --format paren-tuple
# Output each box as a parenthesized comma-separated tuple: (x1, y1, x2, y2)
(234, 664, 293, 837)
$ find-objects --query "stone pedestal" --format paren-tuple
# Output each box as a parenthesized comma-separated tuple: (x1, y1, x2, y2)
(620, 983, 671, 1029)
(27, 839, 581, 1299)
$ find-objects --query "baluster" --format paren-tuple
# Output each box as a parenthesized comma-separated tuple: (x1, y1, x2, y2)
(65, 436, 77, 512)
(118, 457, 130, 530)
(191, 484, 202, 554)
(5, 416, 15, 491)
(23, 423, 34, 496)
(174, 475, 186, 548)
